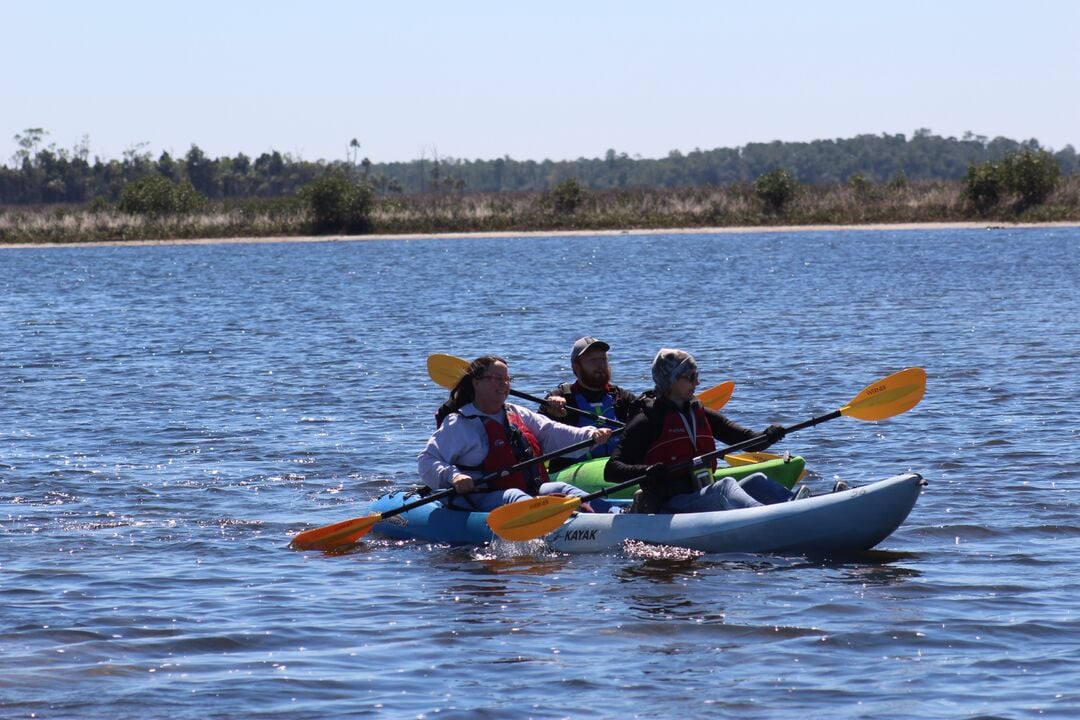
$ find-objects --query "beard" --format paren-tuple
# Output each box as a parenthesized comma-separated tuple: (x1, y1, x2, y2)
(580, 367, 611, 390)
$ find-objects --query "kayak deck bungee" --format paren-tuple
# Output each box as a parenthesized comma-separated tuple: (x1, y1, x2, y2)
(549, 452, 806, 499)
(366, 472, 926, 554)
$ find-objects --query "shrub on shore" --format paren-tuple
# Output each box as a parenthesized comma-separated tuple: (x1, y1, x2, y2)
(963, 148, 1060, 214)
(117, 176, 205, 216)
(754, 169, 800, 214)
(301, 174, 374, 234)
(547, 178, 588, 214)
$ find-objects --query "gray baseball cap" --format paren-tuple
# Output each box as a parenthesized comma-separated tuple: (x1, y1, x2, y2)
(570, 336, 610, 365)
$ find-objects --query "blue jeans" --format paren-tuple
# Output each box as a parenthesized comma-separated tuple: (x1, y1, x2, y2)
(738, 471, 797, 504)
(662, 476, 764, 513)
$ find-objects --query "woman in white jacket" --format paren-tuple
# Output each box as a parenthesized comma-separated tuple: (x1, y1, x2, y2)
(419, 355, 612, 512)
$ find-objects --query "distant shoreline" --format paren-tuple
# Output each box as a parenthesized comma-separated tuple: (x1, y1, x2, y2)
(2, 220, 1077, 250)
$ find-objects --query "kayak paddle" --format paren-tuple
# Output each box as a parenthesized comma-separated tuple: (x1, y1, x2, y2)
(427, 352, 623, 425)
(723, 451, 786, 466)
(427, 352, 735, 416)
(289, 431, 622, 552)
(486, 367, 927, 542)
(697, 380, 735, 410)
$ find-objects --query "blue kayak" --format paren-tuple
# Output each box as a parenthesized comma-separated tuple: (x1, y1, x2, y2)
(368, 472, 926, 554)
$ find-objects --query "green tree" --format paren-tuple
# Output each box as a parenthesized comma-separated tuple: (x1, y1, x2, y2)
(121, 142, 152, 183)
(12, 128, 47, 166)
(848, 172, 874, 199)
(963, 162, 1004, 213)
(549, 177, 587, 214)
(185, 144, 216, 196)
(1002, 148, 1059, 209)
(302, 173, 374, 234)
(255, 151, 285, 177)
(754, 168, 799, 214)
(117, 175, 205, 215)
(1056, 145, 1078, 175)
(157, 151, 179, 181)
(964, 149, 1060, 214)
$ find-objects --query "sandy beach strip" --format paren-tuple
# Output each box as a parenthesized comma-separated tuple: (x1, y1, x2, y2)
(2, 221, 1077, 250)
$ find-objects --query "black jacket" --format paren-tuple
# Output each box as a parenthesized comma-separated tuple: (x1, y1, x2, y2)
(605, 396, 774, 505)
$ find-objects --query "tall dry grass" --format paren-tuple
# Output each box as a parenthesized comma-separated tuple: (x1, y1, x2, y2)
(0, 204, 309, 244)
(3, 177, 1078, 245)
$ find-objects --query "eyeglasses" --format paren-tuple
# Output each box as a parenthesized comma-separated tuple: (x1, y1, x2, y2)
(480, 374, 513, 386)
(678, 372, 699, 383)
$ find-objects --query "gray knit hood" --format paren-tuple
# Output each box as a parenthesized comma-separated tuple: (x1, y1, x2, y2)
(651, 348, 698, 395)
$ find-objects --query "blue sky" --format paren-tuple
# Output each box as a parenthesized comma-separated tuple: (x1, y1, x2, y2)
(5, 1, 1078, 166)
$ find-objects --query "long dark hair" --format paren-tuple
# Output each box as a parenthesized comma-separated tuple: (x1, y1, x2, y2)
(435, 355, 507, 426)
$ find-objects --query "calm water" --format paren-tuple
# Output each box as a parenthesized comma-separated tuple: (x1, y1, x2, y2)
(1, 227, 1078, 719)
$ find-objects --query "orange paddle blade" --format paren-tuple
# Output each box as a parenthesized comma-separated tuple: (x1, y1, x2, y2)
(697, 380, 735, 410)
(841, 367, 926, 421)
(290, 514, 380, 552)
(427, 353, 470, 389)
(487, 495, 582, 541)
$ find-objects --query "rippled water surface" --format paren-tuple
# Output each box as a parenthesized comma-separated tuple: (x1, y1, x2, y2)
(2, 227, 1078, 719)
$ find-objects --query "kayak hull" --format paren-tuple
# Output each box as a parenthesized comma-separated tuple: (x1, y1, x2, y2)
(368, 472, 925, 555)
(547, 472, 924, 554)
(370, 492, 497, 544)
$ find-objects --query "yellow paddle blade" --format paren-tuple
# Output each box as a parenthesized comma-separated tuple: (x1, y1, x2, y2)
(289, 514, 380, 552)
(487, 495, 582, 541)
(725, 451, 806, 482)
(428, 353, 471, 389)
(432, 353, 733, 415)
(840, 367, 927, 421)
(724, 451, 782, 466)
(697, 380, 735, 410)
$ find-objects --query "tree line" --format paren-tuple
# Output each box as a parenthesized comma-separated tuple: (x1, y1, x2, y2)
(2, 127, 1077, 206)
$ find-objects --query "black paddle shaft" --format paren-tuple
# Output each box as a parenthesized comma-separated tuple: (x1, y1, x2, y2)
(582, 409, 842, 502)
(509, 388, 626, 428)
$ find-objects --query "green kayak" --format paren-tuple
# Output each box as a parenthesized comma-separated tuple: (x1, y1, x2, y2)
(549, 451, 806, 499)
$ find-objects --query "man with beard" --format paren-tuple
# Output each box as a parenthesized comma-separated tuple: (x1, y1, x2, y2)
(540, 337, 643, 472)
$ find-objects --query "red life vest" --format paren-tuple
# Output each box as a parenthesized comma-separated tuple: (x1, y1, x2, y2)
(638, 402, 718, 504)
(643, 403, 717, 470)
(477, 409, 549, 493)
